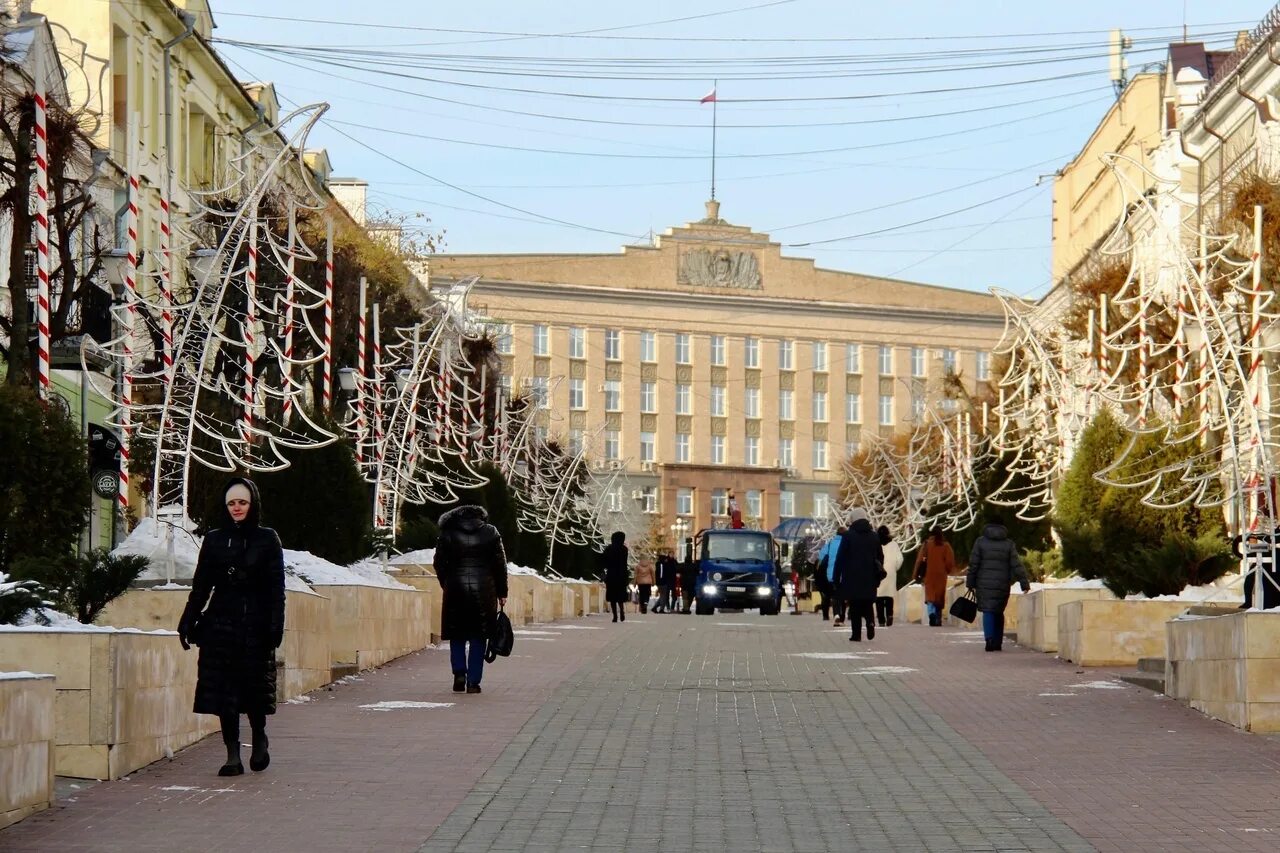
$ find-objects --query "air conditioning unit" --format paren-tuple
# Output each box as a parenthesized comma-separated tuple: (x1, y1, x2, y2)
(785, 468, 801, 478)
(592, 459, 606, 471)
(640, 461, 655, 472)
(630, 490, 643, 500)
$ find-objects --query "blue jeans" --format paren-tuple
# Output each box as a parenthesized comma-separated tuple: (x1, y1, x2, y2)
(982, 609, 1005, 644)
(450, 637, 487, 686)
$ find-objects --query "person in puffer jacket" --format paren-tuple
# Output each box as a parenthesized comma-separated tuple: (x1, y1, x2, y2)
(967, 516, 1030, 652)
(435, 505, 509, 694)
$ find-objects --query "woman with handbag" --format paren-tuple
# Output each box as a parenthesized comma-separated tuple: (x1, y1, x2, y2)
(967, 516, 1031, 651)
(435, 505, 509, 694)
(832, 508, 884, 642)
(178, 478, 285, 777)
(914, 526, 956, 626)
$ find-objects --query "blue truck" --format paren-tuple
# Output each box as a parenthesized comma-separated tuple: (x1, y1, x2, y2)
(692, 528, 785, 616)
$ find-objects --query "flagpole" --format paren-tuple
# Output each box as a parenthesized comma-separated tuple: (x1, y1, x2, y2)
(711, 79, 718, 201)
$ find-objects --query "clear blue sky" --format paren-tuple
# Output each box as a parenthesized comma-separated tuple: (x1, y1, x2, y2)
(210, 0, 1272, 297)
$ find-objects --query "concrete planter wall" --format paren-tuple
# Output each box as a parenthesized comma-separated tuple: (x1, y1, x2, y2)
(895, 584, 924, 624)
(1166, 610, 1280, 732)
(1058, 599, 1202, 666)
(1015, 587, 1114, 652)
(944, 582, 1022, 630)
(0, 629, 219, 780)
(315, 585, 431, 671)
(0, 674, 56, 829)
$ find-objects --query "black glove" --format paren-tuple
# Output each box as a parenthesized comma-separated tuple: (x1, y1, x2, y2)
(177, 616, 192, 651)
(272, 628, 284, 650)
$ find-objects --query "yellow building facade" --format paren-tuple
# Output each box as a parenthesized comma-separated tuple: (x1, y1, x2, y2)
(431, 201, 1005, 535)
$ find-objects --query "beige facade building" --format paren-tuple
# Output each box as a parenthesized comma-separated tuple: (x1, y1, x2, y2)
(431, 201, 1005, 537)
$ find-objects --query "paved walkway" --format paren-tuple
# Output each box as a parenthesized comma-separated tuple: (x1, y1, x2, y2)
(4, 612, 1280, 852)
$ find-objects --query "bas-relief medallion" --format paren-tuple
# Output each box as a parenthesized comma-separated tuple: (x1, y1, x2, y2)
(678, 248, 762, 290)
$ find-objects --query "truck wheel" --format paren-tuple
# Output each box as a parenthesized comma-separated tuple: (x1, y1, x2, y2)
(759, 601, 777, 616)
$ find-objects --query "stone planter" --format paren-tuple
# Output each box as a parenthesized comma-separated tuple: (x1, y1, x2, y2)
(0, 628, 219, 780)
(0, 673, 55, 829)
(314, 585, 432, 671)
(895, 584, 924, 624)
(1166, 610, 1280, 732)
(1015, 587, 1114, 652)
(944, 582, 1026, 631)
(1058, 599, 1237, 666)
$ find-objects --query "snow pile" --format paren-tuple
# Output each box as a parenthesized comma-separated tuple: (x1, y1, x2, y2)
(117, 512, 203, 581)
(508, 563, 543, 576)
(0, 671, 54, 680)
(1055, 577, 1108, 589)
(389, 549, 435, 566)
(1125, 582, 1244, 603)
(0, 620, 174, 635)
(16, 608, 83, 628)
(290, 552, 410, 589)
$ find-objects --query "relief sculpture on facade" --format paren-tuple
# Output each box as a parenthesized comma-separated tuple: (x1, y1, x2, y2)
(678, 248, 762, 290)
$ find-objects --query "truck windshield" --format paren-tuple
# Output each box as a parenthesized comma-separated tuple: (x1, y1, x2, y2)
(704, 533, 772, 562)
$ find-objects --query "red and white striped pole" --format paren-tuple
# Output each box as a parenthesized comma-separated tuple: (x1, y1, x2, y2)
(281, 221, 296, 425)
(355, 276, 367, 465)
(372, 303, 386, 528)
(118, 121, 141, 515)
(322, 217, 334, 413)
(158, 196, 174, 381)
(242, 213, 258, 452)
(33, 52, 50, 398)
(1137, 268, 1149, 428)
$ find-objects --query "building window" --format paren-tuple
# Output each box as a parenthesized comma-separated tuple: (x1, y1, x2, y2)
(779, 437, 794, 468)
(533, 324, 549, 356)
(640, 431, 655, 462)
(813, 492, 831, 518)
(711, 434, 725, 465)
(911, 394, 926, 420)
(745, 435, 760, 466)
(641, 331, 657, 363)
(641, 486, 657, 514)
(606, 488, 623, 513)
(605, 430, 620, 460)
(977, 350, 990, 380)
(746, 489, 762, 520)
(846, 440, 859, 460)
(911, 346, 925, 378)
(641, 382, 657, 413)
(605, 329, 621, 361)
(711, 385, 726, 417)
(711, 488, 728, 516)
(534, 425, 548, 444)
(568, 429, 584, 454)
(812, 342, 827, 372)
(942, 397, 957, 412)
(675, 333, 691, 365)
(569, 378, 585, 410)
(676, 384, 692, 415)
(569, 327, 586, 359)
(711, 335, 726, 366)
(499, 375, 513, 398)
(531, 376, 549, 409)
(779, 389, 793, 421)
(812, 391, 828, 423)
(604, 380, 621, 412)
(845, 343, 860, 374)
(744, 387, 760, 419)
(878, 345, 892, 375)
(676, 487, 693, 516)
(879, 394, 894, 426)
(813, 440, 828, 470)
(942, 348, 957, 374)
(676, 432, 691, 463)
(845, 393, 861, 423)
(744, 336, 759, 368)
(779, 490, 795, 518)
(779, 339, 794, 370)
(492, 324, 512, 354)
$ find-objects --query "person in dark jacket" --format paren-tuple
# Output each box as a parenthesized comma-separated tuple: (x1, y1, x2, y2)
(654, 552, 678, 613)
(601, 531, 630, 622)
(679, 538, 698, 613)
(967, 517, 1030, 651)
(832, 508, 884, 642)
(178, 477, 285, 777)
(435, 505, 509, 694)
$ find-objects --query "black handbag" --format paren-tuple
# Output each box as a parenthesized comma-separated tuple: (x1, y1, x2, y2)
(949, 589, 978, 624)
(485, 607, 514, 662)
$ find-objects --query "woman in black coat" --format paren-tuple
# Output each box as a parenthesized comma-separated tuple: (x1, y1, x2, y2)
(178, 477, 285, 777)
(601, 530, 630, 623)
(967, 518, 1030, 652)
(434, 505, 508, 694)
(832, 508, 884, 642)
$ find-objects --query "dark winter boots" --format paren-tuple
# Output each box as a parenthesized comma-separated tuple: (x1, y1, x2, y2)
(453, 673, 467, 693)
(217, 714, 243, 777)
(248, 713, 270, 772)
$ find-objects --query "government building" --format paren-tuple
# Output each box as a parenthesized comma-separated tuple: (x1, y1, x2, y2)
(429, 201, 1006, 538)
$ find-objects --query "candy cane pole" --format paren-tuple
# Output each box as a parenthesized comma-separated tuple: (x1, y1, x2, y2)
(117, 120, 142, 514)
(33, 50, 50, 398)
(372, 303, 386, 528)
(356, 276, 367, 466)
(158, 196, 174, 381)
(322, 217, 334, 413)
(1086, 307, 1096, 416)
(1137, 267, 1148, 428)
(242, 213, 258, 454)
(479, 363, 488, 447)
(281, 219, 296, 425)
(1099, 293, 1110, 377)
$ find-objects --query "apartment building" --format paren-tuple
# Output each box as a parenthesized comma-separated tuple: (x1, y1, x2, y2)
(431, 201, 1005, 535)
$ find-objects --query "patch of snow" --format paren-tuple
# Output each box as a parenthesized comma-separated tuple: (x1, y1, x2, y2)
(554, 625, 602, 630)
(1074, 680, 1127, 690)
(285, 695, 313, 704)
(287, 552, 411, 589)
(17, 608, 83, 628)
(117, 511, 203, 581)
(843, 666, 918, 675)
(1124, 585, 1243, 603)
(151, 582, 191, 590)
(788, 652, 889, 660)
(715, 622, 784, 627)
(1038, 692, 1078, 697)
(284, 574, 314, 594)
(389, 549, 435, 566)
(507, 563, 543, 576)
(1054, 578, 1108, 589)
(513, 630, 560, 636)
(0, 671, 54, 680)
(359, 701, 454, 711)
(0, 621, 174, 635)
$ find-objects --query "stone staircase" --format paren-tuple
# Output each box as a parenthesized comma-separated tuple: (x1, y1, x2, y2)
(1118, 657, 1166, 693)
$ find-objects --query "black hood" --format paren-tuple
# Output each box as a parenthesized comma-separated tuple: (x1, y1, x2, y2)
(219, 476, 262, 528)
(610, 531, 626, 546)
(441, 505, 489, 532)
(849, 517, 873, 534)
(982, 523, 1008, 541)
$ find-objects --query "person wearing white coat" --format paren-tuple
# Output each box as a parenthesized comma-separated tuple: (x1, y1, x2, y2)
(875, 526, 903, 627)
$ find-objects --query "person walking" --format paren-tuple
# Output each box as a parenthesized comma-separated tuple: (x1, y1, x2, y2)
(659, 552, 679, 613)
(914, 526, 957, 626)
(634, 555, 655, 614)
(876, 526, 903, 627)
(178, 478, 285, 777)
(832, 509, 884, 642)
(816, 526, 846, 623)
(652, 552, 669, 613)
(602, 531, 630, 622)
(434, 505, 509, 694)
(679, 538, 698, 613)
(967, 516, 1031, 652)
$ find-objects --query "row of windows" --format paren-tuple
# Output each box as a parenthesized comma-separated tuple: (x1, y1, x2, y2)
(611, 486, 831, 519)
(495, 325, 991, 380)
(596, 430, 835, 469)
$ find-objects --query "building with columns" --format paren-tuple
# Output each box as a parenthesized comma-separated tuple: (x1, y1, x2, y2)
(430, 201, 1006, 539)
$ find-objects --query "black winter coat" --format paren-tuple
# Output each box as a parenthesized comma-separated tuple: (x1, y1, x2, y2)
(832, 519, 884, 602)
(967, 524, 1030, 612)
(601, 542, 630, 603)
(435, 505, 509, 640)
(180, 479, 285, 717)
